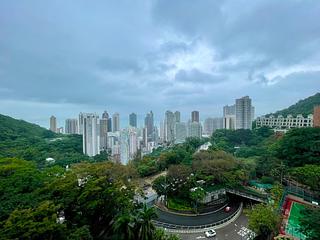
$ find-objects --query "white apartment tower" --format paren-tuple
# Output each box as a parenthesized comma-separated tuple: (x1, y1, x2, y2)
(235, 96, 253, 130)
(81, 113, 100, 157)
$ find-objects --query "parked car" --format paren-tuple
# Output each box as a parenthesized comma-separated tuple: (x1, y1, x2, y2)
(205, 229, 216, 238)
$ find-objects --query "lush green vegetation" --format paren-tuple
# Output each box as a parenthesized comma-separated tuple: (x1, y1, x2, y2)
(1, 111, 320, 239)
(266, 92, 320, 117)
(0, 114, 95, 167)
(0, 158, 178, 240)
(0, 114, 56, 140)
(131, 137, 207, 177)
(0, 114, 179, 239)
(246, 204, 281, 240)
(167, 198, 193, 211)
(274, 128, 320, 167)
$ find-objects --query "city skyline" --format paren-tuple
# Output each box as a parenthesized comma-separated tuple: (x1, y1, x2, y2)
(1, 1, 320, 128)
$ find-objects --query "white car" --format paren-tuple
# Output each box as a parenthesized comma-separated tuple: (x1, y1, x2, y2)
(205, 229, 216, 238)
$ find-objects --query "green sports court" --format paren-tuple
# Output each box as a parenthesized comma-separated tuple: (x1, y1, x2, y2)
(285, 201, 307, 240)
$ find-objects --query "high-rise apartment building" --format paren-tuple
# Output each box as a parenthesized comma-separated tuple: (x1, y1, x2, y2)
(102, 111, 112, 132)
(223, 115, 236, 130)
(164, 110, 175, 143)
(191, 111, 200, 123)
(78, 113, 84, 134)
(160, 120, 165, 143)
(313, 106, 320, 128)
(235, 96, 254, 130)
(102, 111, 109, 119)
(50, 115, 57, 133)
(174, 111, 181, 123)
(81, 113, 100, 157)
(128, 129, 138, 159)
(223, 105, 236, 130)
(107, 118, 112, 132)
(120, 128, 138, 165)
(112, 113, 120, 132)
(120, 130, 129, 165)
(223, 105, 236, 116)
(144, 111, 154, 142)
(175, 122, 187, 143)
(129, 113, 137, 128)
(99, 118, 108, 150)
(107, 132, 120, 162)
(187, 121, 202, 138)
(65, 119, 78, 134)
(204, 117, 223, 135)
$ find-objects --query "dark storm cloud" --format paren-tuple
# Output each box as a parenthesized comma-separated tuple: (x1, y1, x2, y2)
(0, 0, 319, 127)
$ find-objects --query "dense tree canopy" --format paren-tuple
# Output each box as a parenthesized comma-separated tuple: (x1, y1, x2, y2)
(0, 159, 179, 240)
(247, 204, 281, 240)
(275, 128, 320, 167)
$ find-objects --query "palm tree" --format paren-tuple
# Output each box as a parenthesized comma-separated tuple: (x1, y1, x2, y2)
(113, 212, 136, 240)
(136, 204, 158, 240)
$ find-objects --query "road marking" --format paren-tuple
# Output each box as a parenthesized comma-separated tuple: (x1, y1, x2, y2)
(196, 236, 205, 239)
(237, 227, 256, 238)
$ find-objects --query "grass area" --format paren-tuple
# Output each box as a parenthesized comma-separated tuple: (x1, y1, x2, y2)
(167, 197, 193, 211)
(286, 202, 306, 240)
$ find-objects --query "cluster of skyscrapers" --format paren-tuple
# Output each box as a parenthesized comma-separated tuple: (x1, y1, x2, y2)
(49, 96, 256, 164)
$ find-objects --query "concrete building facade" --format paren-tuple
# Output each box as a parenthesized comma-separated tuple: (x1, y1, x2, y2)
(112, 113, 120, 132)
(65, 118, 78, 134)
(256, 114, 313, 129)
(235, 96, 253, 130)
(82, 113, 100, 157)
(50, 115, 57, 133)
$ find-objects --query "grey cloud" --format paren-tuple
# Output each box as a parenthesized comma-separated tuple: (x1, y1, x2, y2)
(152, 0, 320, 66)
(96, 57, 142, 73)
(0, 0, 319, 127)
(175, 69, 226, 84)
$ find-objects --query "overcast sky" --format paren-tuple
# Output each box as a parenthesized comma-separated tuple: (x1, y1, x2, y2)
(0, 0, 319, 128)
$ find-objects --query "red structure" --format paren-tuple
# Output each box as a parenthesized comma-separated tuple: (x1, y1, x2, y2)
(314, 106, 320, 127)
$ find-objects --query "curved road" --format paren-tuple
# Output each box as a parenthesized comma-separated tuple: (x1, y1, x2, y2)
(156, 200, 240, 226)
(178, 211, 250, 240)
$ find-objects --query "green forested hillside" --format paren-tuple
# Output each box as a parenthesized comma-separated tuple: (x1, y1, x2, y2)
(267, 92, 320, 117)
(0, 114, 56, 141)
(0, 114, 90, 166)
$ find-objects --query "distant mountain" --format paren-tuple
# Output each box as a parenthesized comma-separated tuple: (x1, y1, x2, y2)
(0, 114, 55, 141)
(266, 92, 320, 117)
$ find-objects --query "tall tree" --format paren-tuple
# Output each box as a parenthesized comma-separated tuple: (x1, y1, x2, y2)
(246, 204, 281, 240)
(136, 205, 158, 240)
